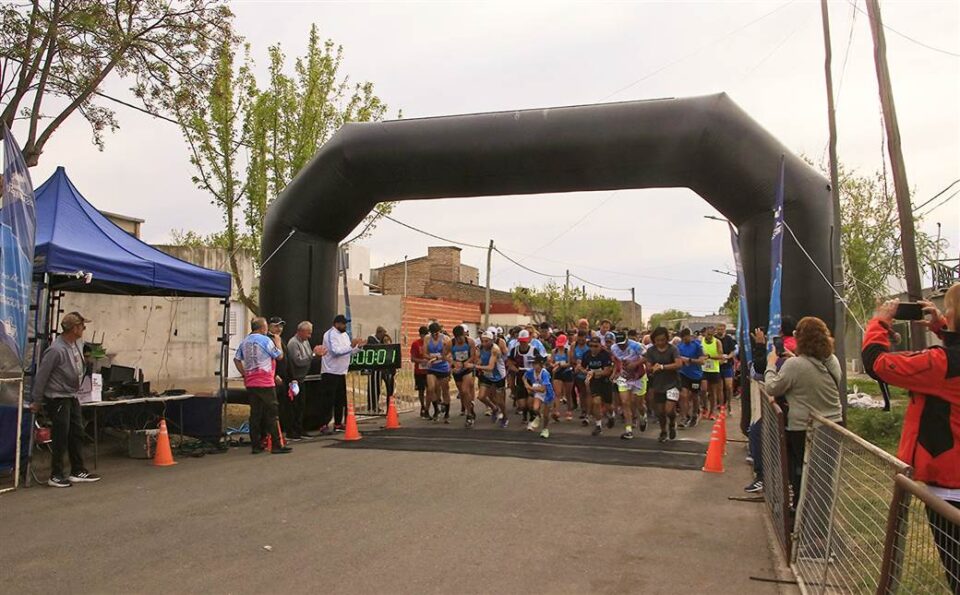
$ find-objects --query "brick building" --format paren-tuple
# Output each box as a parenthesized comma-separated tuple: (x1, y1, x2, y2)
(371, 246, 515, 305)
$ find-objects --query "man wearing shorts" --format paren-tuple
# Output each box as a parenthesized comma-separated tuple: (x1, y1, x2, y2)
(644, 327, 684, 442)
(410, 325, 432, 418)
(611, 331, 647, 439)
(576, 336, 615, 436)
(475, 332, 508, 428)
(700, 325, 724, 420)
(676, 328, 705, 428)
(716, 322, 737, 412)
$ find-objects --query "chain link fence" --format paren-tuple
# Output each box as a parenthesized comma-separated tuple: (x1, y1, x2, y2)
(759, 392, 793, 560)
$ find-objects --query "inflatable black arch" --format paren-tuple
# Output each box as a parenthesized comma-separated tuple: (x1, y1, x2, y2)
(260, 93, 837, 373)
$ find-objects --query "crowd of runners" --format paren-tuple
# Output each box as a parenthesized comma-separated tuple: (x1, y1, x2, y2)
(408, 319, 739, 442)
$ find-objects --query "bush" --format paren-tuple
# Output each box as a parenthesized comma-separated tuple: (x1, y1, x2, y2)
(845, 405, 905, 455)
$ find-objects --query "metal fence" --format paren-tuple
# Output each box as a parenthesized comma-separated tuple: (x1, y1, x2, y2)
(791, 412, 911, 594)
(879, 474, 960, 594)
(760, 393, 793, 560)
(346, 365, 422, 418)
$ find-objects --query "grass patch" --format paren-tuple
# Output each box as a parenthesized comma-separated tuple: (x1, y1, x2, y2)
(845, 404, 905, 455)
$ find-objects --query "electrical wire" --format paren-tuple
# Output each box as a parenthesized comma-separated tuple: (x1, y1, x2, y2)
(916, 188, 959, 218)
(914, 179, 960, 213)
(381, 214, 487, 249)
(569, 274, 632, 292)
(847, 0, 960, 58)
(834, 0, 859, 109)
(601, 0, 799, 101)
(530, 191, 620, 253)
(492, 247, 563, 279)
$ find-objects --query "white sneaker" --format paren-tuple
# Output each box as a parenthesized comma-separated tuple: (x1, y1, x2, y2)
(529, 416, 541, 430)
(526, 422, 536, 431)
(540, 428, 550, 439)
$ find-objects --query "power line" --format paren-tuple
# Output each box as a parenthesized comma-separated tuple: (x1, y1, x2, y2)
(530, 191, 619, 253)
(601, 0, 798, 101)
(491, 247, 563, 279)
(381, 214, 487, 249)
(847, 0, 960, 58)
(834, 0, 859, 109)
(913, 179, 960, 212)
(917, 188, 959, 217)
(569, 274, 632, 292)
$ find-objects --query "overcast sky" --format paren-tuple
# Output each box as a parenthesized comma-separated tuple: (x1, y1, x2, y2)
(23, 0, 960, 318)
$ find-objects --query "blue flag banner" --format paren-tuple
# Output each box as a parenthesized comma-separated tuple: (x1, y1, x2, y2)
(728, 222, 752, 366)
(766, 155, 785, 353)
(0, 125, 37, 367)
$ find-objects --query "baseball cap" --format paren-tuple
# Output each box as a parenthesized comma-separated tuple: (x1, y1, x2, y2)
(518, 329, 531, 342)
(480, 331, 493, 340)
(615, 331, 627, 344)
(268, 316, 286, 326)
(555, 334, 568, 347)
(61, 311, 91, 332)
(495, 326, 503, 335)
(333, 314, 349, 324)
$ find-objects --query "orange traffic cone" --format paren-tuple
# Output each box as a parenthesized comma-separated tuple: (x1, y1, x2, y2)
(276, 420, 287, 448)
(716, 415, 727, 454)
(153, 419, 177, 467)
(343, 403, 363, 441)
(384, 398, 401, 430)
(702, 427, 724, 473)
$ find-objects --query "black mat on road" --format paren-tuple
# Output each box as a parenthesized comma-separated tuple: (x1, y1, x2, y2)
(329, 426, 707, 470)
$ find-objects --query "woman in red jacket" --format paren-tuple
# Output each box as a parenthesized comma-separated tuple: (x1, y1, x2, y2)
(862, 283, 960, 592)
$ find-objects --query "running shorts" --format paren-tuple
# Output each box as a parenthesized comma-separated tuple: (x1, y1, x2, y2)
(428, 370, 450, 379)
(554, 367, 574, 382)
(720, 365, 734, 379)
(651, 389, 680, 404)
(478, 376, 505, 389)
(533, 388, 555, 405)
(453, 369, 474, 381)
(679, 375, 701, 391)
(702, 371, 721, 385)
(414, 374, 427, 391)
(616, 375, 647, 395)
(589, 378, 614, 404)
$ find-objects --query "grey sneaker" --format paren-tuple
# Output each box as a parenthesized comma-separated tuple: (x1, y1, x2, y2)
(744, 479, 764, 494)
(48, 475, 72, 488)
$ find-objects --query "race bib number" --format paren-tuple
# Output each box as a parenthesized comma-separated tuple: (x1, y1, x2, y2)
(615, 376, 628, 390)
(666, 388, 680, 402)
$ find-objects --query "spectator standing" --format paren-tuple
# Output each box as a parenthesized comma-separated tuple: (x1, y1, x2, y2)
(762, 316, 842, 507)
(320, 314, 364, 433)
(365, 326, 394, 413)
(285, 321, 321, 440)
(410, 326, 431, 418)
(29, 312, 100, 487)
(234, 317, 291, 454)
(862, 286, 960, 593)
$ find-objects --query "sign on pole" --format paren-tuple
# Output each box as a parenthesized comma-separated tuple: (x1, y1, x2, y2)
(766, 155, 786, 353)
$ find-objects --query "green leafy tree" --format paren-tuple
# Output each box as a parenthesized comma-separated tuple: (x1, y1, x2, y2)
(647, 309, 691, 331)
(0, 0, 232, 166)
(719, 283, 738, 317)
(170, 25, 394, 313)
(512, 283, 622, 328)
(836, 164, 946, 325)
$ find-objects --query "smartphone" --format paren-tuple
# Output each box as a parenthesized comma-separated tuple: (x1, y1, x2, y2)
(773, 336, 785, 357)
(893, 302, 924, 321)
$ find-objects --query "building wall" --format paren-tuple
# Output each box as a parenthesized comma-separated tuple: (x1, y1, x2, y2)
(487, 312, 533, 329)
(342, 244, 370, 296)
(59, 246, 256, 393)
(373, 246, 487, 300)
(400, 296, 481, 348)
(335, 294, 403, 343)
(618, 301, 643, 330)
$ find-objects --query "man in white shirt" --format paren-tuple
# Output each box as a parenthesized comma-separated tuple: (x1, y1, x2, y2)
(319, 314, 363, 434)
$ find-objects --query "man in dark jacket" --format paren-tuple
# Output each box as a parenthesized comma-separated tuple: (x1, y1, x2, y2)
(862, 284, 960, 592)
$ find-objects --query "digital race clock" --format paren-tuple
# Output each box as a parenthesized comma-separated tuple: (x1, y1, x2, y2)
(348, 343, 402, 371)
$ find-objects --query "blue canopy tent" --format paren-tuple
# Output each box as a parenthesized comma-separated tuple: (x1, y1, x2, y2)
(1, 167, 232, 479)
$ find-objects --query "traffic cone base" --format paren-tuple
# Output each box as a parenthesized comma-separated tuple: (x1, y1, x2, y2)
(344, 403, 363, 441)
(384, 399, 401, 430)
(153, 419, 177, 467)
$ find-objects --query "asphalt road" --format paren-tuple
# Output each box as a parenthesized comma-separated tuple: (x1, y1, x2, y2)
(0, 410, 794, 594)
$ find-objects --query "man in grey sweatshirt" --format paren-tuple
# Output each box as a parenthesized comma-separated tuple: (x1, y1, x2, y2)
(29, 312, 101, 487)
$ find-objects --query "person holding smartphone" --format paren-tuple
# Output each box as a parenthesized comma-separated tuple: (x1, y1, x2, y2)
(863, 287, 960, 593)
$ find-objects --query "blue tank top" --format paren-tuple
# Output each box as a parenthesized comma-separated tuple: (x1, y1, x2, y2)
(574, 344, 590, 377)
(427, 335, 450, 373)
(552, 347, 569, 364)
(451, 339, 471, 363)
(479, 347, 504, 381)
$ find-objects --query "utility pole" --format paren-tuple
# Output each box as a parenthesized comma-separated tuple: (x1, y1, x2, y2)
(821, 0, 850, 413)
(865, 0, 925, 349)
(630, 287, 636, 328)
(484, 240, 493, 329)
(565, 269, 571, 328)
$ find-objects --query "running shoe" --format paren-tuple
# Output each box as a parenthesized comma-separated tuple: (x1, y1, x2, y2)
(620, 430, 634, 440)
(744, 479, 764, 494)
(551, 411, 560, 422)
(668, 425, 677, 441)
(565, 412, 573, 421)
(658, 432, 668, 443)
(638, 418, 647, 432)
(48, 475, 72, 488)
(540, 428, 550, 439)
(745, 455, 754, 465)
(690, 416, 699, 427)
(606, 415, 615, 429)
(443, 414, 450, 425)
(68, 470, 101, 483)
(465, 415, 475, 428)
(529, 416, 541, 430)
(500, 418, 509, 429)
(591, 425, 602, 436)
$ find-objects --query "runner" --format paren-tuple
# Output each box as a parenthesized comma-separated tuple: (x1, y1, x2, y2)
(676, 328, 706, 428)
(576, 336, 615, 436)
(451, 325, 478, 427)
(524, 354, 556, 438)
(507, 329, 546, 423)
(716, 322, 737, 413)
(644, 327, 684, 442)
(611, 331, 648, 439)
(425, 322, 453, 423)
(577, 318, 591, 336)
(700, 325, 724, 420)
(409, 325, 432, 419)
(475, 331, 508, 428)
(550, 333, 575, 421)
(571, 330, 592, 424)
